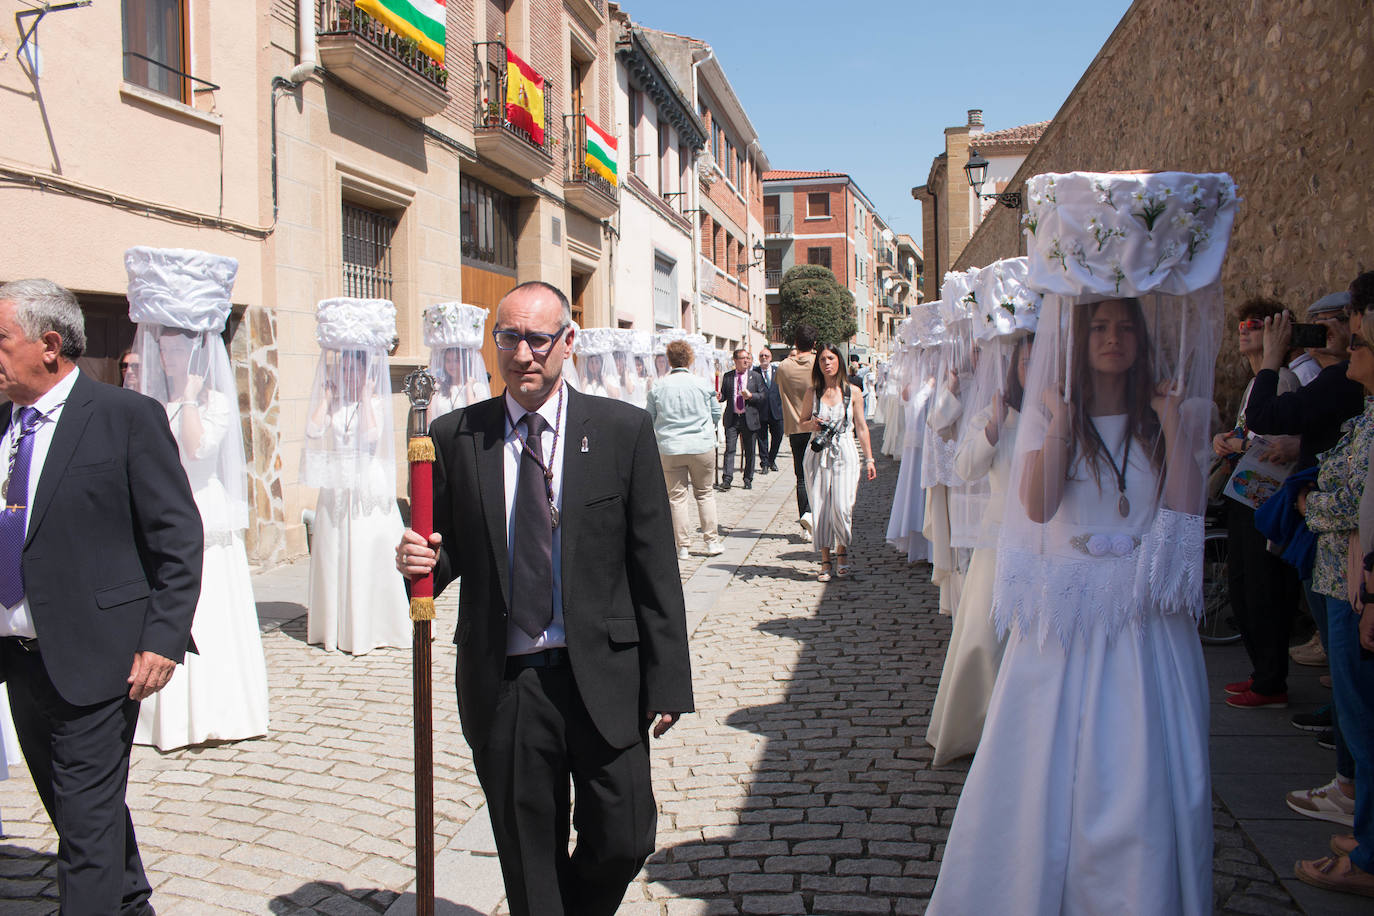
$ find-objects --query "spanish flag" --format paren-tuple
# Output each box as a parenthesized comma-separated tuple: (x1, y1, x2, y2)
(505, 49, 545, 145)
(584, 115, 617, 186)
(356, 0, 446, 64)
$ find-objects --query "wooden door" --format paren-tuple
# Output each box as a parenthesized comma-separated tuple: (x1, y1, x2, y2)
(460, 264, 517, 396)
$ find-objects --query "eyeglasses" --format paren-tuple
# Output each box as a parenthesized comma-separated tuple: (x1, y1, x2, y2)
(119, 362, 138, 371)
(1237, 319, 1264, 331)
(492, 326, 568, 354)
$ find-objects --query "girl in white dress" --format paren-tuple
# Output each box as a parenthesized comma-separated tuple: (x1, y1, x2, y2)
(423, 302, 491, 420)
(930, 170, 1239, 916)
(303, 299, 410, 655)
(800, 344, 877, 581)
(123, 246, 269, 750)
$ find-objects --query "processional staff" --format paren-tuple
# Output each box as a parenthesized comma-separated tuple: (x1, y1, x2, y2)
(402, 368, 437, 916)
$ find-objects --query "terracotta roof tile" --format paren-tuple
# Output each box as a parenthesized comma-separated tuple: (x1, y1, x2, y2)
(969, 120, 1049, 151)
(762, 170, 848, 181)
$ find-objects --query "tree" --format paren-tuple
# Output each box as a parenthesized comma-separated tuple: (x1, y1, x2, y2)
(778, 264, 857, 347)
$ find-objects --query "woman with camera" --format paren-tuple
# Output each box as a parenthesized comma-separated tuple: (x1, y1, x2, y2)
(799, 343, 876, 581)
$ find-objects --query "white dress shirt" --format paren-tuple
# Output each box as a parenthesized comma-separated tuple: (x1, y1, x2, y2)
(503, 382, 568, 656)
(2, 367, 81, 637)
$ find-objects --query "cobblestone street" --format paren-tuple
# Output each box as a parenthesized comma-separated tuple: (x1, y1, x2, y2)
(0, 432, 1334, 914)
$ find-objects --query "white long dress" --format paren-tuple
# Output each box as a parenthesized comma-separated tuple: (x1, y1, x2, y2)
(804, 395, 860, 551)
(925, 406, 1016, 766)
(136, 392, 270, 750)
(306, 403, 411, 655)
(886, 378, 934, 562)
(924, 384, 965, 616)
(928, 414, 1212, 915)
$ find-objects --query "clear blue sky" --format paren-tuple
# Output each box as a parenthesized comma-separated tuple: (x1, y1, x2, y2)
(624, 0, 1133, 246)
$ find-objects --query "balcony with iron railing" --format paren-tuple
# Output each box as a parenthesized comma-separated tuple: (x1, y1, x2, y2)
(765, 268, 782, 290)
(562, 113, 618, 219)
(764, 213, 793, 237)
(317, 0, 449, 119)
(472, 41, 555, 181)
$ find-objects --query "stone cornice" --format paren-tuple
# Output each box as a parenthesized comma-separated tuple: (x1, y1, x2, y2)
(616, 31, 707, 151)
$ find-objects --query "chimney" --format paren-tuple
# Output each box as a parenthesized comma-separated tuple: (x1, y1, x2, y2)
(967, 109, 983, 129)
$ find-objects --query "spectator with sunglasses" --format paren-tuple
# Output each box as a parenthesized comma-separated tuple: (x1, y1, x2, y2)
(1215, 298, 1305, 711)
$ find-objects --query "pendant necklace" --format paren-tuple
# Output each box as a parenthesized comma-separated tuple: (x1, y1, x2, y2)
(1085, 417, 1131, 517)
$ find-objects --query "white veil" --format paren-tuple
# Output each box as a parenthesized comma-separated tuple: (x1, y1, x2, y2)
(423, 302, 491, 419)
(949, 257, 1044, 549)
(300, 298, 399, 504)
(124, 246, 248, 535)
(573, 327, 621, 399)
(993, 171, 1238, 646)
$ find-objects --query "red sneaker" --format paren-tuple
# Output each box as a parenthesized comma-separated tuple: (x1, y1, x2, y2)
(1224, 678, 1254, 695)
(1226, 689, 1289, 709)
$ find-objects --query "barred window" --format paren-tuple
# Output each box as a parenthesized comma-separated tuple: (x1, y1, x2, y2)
(341, 201, 397, 300)
(460, 176, 518, 272)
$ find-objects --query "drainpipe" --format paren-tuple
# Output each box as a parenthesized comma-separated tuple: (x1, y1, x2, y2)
(688, 46, 713, 333)
(290, 0, 318, 83)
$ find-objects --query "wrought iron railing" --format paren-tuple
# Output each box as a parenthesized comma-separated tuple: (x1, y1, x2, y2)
(318, 0, 448, 89)
(765, 269, 782, 289)
(563, 113, 617, 199)
(764, 213, 792, 234)
(473, 41, 555, 158)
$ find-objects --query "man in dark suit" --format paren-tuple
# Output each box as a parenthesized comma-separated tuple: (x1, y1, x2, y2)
(397, 281, 693, 916)
(755, 348, 784, 474)
(0, 279, 202, 914)
(716, 348, 766, 491)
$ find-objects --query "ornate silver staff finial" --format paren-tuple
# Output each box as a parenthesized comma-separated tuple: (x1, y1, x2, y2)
(402, 368, 437, 438)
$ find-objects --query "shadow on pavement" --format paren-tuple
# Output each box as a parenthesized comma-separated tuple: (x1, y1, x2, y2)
(0, 842, 55, 911)
(645, 438, 953, 913)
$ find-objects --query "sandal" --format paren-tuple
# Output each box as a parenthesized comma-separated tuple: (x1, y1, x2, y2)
(1332, 835, 1360, 857)
(817, 560, 832, 583)
(836, 550, 851, 578)
(1295, 853, 1374, 898)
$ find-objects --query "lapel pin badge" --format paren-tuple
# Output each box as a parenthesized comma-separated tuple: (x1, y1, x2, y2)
(580, 436, 589, 453)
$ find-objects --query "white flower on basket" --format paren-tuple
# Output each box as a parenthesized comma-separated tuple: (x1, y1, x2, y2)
(1131, 187, 1172, 234)
(1088, 215, 1127, 251)
(1048, 238, 1068, 270)
(1071, 240, 1093, 276)
(1173, 211, 1213, 260)
(1150, 239, 1182, 274)
(1217, 177, 1237, 208)
(1093, 179, 1117, 210)
(1181, 180, 1208, 214)
(1022, 210, 1040, 236)
(1110, 261, 1127, 294)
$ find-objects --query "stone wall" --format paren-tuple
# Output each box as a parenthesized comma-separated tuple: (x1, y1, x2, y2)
(953, 0, 1373, 413)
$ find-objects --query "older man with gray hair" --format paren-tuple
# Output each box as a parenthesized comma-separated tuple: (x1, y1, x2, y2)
(0, 279, 202, 914)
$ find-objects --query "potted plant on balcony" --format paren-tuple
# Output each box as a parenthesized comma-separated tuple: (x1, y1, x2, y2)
(483, 97, 502, 127)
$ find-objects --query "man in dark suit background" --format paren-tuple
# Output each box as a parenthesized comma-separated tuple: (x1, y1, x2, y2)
(716, 348, 766, 491)
(0, 279, 202, 914)
(397, 281, 693, 916)
(755, 348, 783, 474)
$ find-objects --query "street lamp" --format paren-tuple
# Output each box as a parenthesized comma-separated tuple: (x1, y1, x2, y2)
(963, 148, 1021, 209)
(746, 239, 766, 269)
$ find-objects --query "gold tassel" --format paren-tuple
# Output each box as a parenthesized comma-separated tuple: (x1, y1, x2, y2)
(409, 597, 436, 621)
(408, 436, 436, 463)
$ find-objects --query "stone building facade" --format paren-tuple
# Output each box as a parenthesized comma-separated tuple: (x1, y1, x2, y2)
(637, 26, 770, 354)
(951, 0, 1373, 413)
(910, 109, 1043, 288)
(0, 0, 652, 567)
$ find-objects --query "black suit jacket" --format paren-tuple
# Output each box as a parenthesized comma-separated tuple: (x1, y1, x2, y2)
(0, 371, 202, 706)
(431, 387, 694, 751)
(718, 368, 767, 432)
